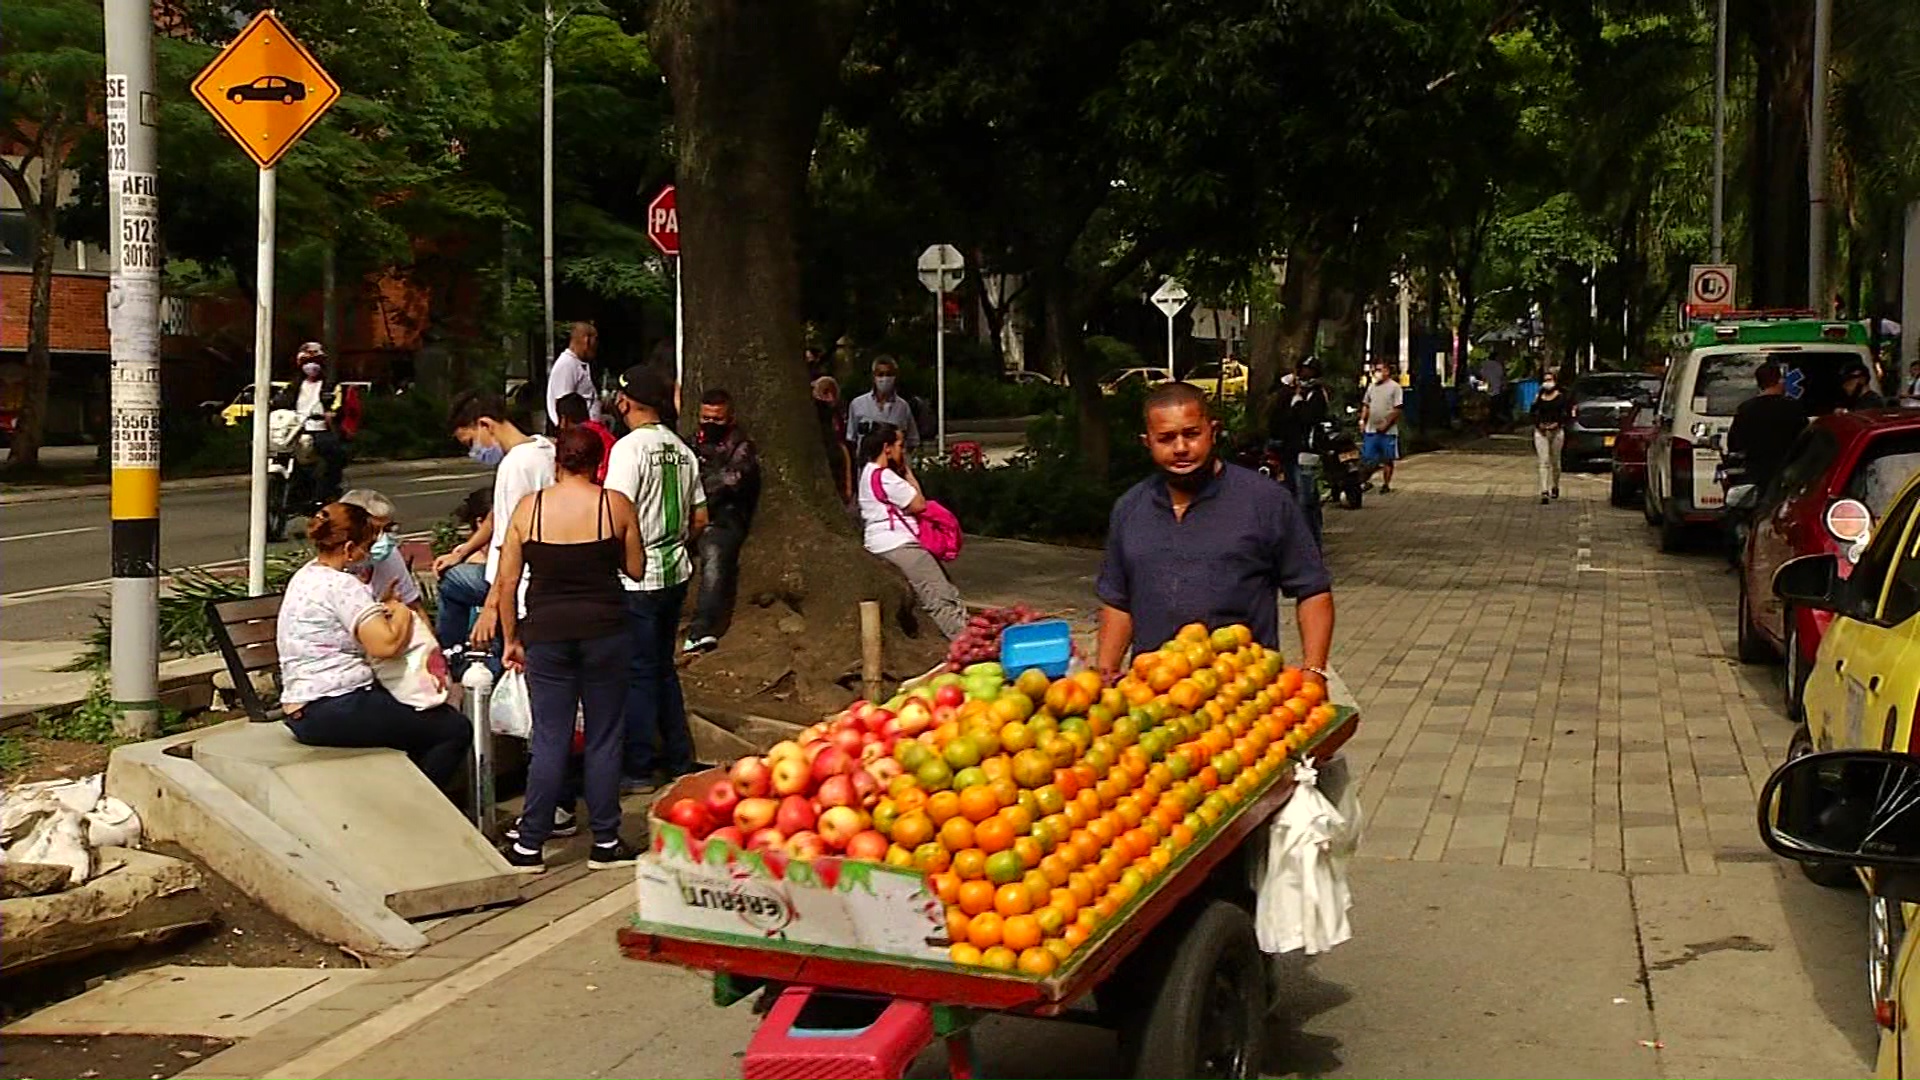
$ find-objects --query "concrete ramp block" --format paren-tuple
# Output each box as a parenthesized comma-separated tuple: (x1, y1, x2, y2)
(107, 722, 428, 957)
(190, 723, 521, 919)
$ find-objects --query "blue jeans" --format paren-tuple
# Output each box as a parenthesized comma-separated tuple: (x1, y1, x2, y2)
(687, 521, 746, 641)
(520, 632, 630, 847)
(623, 583, 693, 778)
(287, 684, 471, 792)
(1286, 457, 1324, 548)
(435, 562, 489, 650)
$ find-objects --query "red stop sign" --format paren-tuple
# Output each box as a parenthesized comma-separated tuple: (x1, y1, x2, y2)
(647, 186, 679, 257)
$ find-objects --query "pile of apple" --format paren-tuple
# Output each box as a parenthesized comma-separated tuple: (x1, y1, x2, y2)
(945, 605, 1040, 670)
(660, 684, 971, 861)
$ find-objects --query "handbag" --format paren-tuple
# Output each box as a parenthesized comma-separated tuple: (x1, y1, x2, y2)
(870, 467, 963, 562)
(371, 615, 453, 710)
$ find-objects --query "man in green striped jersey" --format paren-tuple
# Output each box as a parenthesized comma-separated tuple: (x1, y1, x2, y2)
(606, 367, 709, 792)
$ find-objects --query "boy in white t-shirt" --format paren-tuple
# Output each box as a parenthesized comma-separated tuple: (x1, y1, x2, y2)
(434, 391, 555, 654)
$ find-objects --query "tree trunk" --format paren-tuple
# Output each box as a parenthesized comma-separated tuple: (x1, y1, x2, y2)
(9, 150, 65, 470)
(1275, 248, 1325, 375)
(1745, 0, 1813, 307)
(322, 241, 339, 381)
(1047, 285, 1109, 477)
(653, 0, 936, 717)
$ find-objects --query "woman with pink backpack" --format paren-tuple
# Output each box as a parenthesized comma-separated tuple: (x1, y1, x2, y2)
(856, 423, 967, 639)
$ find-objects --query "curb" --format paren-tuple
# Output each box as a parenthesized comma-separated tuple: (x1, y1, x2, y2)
(0, 457, 473, 506)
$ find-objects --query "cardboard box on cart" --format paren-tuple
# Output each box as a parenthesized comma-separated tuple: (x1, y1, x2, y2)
(637, 770, 949, 962)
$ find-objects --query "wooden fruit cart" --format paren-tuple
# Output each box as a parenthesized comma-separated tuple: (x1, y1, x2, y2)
(617, 707, 1358, 1079)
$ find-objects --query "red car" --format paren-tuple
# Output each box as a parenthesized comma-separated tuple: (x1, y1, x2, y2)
(1737, 409, 1920, 717)
(1609, 404, 1657, 507)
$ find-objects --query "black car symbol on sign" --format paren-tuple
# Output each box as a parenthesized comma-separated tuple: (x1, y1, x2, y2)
(228, 76, 307, 105)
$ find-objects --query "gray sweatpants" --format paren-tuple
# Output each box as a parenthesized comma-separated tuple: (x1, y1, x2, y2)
(877, 543, 969, 640)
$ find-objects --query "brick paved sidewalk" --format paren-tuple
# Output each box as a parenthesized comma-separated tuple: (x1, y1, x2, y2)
(1294, 446, 1788, 876)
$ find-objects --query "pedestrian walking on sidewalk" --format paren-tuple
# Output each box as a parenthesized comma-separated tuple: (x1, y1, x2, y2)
(545, 322, 600, 428)
(494, 426, 648, 873)
(857, 423, 968, 640)
(685, 388, 759, 654)
(1530, 373, 1569, 503)
(1270, 358, 1330, 546)
(1360, 362, 1404, 494)
(279, 503, 470, 792)
(606, 366, 708, 793)
(847, 356, 920, 452)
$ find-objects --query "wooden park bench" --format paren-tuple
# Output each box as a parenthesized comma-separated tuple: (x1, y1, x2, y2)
(206, 594, 284, 723)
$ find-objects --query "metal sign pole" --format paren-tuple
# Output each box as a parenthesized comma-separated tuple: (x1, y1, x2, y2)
(935, 282, 947, 455)
(673, 255, 684, 388)
(1165, 312, 1176, 373)
(105, 0, 161, 738)
(248, 165, 276, 595)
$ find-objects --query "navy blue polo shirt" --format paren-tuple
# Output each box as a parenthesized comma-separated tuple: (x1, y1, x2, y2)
(1095, 462, 1332, 656)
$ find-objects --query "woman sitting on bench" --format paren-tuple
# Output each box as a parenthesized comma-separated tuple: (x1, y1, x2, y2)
(278, 503, 471, 792)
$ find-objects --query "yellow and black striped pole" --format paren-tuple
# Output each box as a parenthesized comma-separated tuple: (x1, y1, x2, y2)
(105, 0, 161, 738)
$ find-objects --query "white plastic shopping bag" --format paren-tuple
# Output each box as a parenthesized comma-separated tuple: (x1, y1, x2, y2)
(373, 617, 454, 710)
(489, 668, 533, 740)
(1253, 758, 1354, 955)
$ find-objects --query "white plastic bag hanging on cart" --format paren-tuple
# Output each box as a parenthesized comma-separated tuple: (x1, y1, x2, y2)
(489, 669, 534, 740)
(1252, 757, 1359, 955)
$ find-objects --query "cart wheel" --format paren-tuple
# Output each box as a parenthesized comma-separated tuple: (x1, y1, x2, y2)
(1128, 900, 1265, 1079)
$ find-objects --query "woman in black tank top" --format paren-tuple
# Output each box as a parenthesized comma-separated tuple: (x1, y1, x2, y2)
(495, 427, 647, 871)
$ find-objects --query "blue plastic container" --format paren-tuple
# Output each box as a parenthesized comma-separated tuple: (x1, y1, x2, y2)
(1514, 377, 1541, 415)
(999, 619, 1072, 678)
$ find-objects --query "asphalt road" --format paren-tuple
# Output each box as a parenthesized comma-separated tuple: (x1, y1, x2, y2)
(0, 460, 492, 642)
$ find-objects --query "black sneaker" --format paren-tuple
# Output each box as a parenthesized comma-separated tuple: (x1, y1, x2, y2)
(1540, 493, 1550, 505)
(588, 839, 641, 870)
(1379, 483, 1392, 494)
(682, 635, 718, 655)
(504, 807, 578, 844)
(503, 843, 546, 874)
(1551, 488, 1560, 500)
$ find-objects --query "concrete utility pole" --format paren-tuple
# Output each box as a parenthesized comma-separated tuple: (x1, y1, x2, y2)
(1710, 0, 1727, 263)
(1808, 0, 1833, 310)
(247, 166, 275, 594)
(104, 0, 161, 737)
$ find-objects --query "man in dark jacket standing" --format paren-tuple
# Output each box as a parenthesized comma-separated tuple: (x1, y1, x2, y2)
(684, 388, 759, 654)
(1269, 358, 1331, 547)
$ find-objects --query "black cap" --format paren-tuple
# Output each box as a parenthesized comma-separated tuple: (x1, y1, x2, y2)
(616, 365, 675, 413)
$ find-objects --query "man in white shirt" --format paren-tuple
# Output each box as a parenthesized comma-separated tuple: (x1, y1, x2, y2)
(545, 322, 600, 429)
(605, 366, 708, 791)
(846, 356, 920, 452)
(433, 392, 555, 654)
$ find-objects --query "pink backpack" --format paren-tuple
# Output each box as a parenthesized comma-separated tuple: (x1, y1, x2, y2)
(871, 468, 964, 562)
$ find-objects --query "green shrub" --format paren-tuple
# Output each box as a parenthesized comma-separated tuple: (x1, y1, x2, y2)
(162, 417, 251, 475)
(39, 671, 190, 743)
(65, 551, 308, 671)
(1085, 335, 1145, 374)
(352, 391, 460, 461)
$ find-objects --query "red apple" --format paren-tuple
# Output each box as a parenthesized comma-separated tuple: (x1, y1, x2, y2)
(786, 830, 828, 859)
(733, 796, 778, 832)
(859, 707, 895, 734)
(729, 757, 771, 799)
(818, 805, 870, 849)
(664, 798, 713, 838)
(830, 725, 865, 755)
(766, 740, 806, 764)
(868, 757, 903, 783)
(775, 794, 817, 836)
(849, 768, 881, 807)
(934, 684, 965, 709)
(811, 746, 853, 784)
(932, 704, 960, 727)
(705, 780, 740, 821)
(706, 825, 745, 851)
(817, 774, 857, 809)
(747, 827, 786, 852)
(803, 739, 832, 763)
(845, 830, 889, 861)
(770, 756, 811, 796)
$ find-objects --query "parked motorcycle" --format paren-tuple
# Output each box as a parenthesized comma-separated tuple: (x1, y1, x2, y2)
(1714, 441, 1756, 567)
(1313, 416, 1367, 510)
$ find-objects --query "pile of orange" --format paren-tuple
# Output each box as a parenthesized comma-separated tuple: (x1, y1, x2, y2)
(865, 622, 1341, 976)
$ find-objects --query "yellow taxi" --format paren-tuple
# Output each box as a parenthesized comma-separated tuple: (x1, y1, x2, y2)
(216, 381, 366, 427)
(1758, 748, 1920, 1075)
(1185, 360, 1249, 399)
(1769, 469, 1920, 1057)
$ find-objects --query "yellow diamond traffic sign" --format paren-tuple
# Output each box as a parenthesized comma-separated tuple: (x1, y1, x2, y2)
(190, 11, 340, 170)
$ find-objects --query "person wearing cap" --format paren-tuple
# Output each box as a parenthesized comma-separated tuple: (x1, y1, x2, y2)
(1840, 361, 1887, 411)
(1270, 358, 1331, 547)
(338, 489, 427, 618)
(605, 365, 708, 792)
